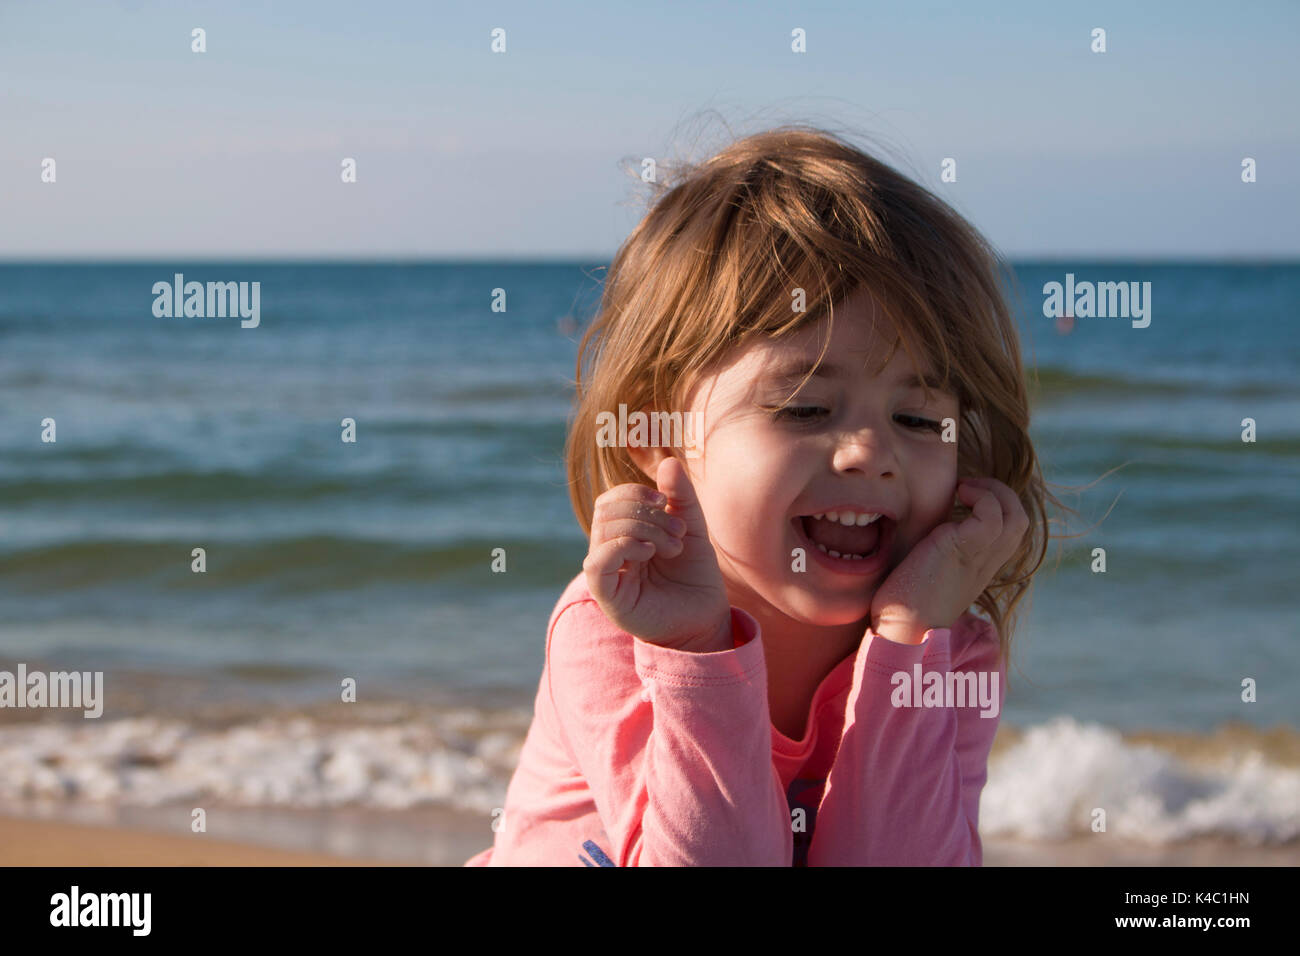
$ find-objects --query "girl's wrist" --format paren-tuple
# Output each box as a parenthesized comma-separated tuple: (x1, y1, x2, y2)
(871, 615, 929, 645)
(675, 610, 734, 653)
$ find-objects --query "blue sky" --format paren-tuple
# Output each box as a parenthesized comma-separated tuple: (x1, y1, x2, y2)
(2, 0, 1296, 259)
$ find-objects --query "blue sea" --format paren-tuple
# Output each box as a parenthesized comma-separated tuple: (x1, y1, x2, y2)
(1, 261, 1297, 860)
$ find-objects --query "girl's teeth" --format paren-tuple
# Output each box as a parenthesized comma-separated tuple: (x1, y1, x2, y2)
(813, 542, 869, 560)
(808, 512, 884, 526)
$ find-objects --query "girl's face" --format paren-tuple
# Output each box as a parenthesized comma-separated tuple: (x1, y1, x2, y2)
(675, 287, 961, 627)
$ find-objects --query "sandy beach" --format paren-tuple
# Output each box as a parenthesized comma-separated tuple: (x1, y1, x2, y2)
(0, 801, 495, 867)
(983, 835, 1299, 867)
(3, 810, 1294, 867)
(0, 813, 403, 866)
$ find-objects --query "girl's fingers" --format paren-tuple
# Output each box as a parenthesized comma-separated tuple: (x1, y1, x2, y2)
(960, 478, 1029, 545)
(954, 479, 1029, 572)
(595, 498, 686, 534)
(654, 457, 709, 537)
(598, 518, 684, 557)
(583, 536, 655, 601)
(592, 488, 687, 547)
(952, 483, 1002, 555)
(961, 477, 1023, 520)
(594, 481, 665, 511)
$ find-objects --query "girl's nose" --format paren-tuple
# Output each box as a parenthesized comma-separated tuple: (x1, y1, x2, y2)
(831, 428, 899, 478)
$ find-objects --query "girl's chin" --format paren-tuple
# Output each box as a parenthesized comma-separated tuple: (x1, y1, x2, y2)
(723, 569, 873, 626)
(776, 589, 874, 627)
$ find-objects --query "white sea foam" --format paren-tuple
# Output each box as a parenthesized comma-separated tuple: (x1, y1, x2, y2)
(3, 712, 1297, 845)
(0, 711, 526, 815)
(980, 716, 1300, 844)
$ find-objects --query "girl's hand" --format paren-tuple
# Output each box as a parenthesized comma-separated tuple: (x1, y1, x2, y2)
(869, 477, 1029, 645)
(583, 456, 732, 652)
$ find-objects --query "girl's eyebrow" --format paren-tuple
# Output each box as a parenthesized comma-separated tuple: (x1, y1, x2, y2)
(764, 359, 952, 394)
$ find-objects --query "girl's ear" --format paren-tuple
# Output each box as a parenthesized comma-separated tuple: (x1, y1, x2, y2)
(628, 444, 671, 483)
(626, 406, 672, 481)
(626, 403, 696, 478)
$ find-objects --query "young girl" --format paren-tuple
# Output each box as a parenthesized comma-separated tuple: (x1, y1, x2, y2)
(465, 126, 1050, 866)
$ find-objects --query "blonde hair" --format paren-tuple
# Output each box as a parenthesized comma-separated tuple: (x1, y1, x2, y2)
(565, 124, 1068, 668)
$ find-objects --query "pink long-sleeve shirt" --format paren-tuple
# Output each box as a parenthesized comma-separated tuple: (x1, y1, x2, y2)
(463, 571, 1004, 867)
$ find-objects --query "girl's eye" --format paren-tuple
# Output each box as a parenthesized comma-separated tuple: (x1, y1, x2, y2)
(896, 414, 943, 433)
(769, 407, 944, 432)
(772, 406, 828, 422)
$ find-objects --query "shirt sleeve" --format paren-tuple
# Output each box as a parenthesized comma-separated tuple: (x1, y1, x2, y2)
(808, 617, 1005, 866)
(546, 599, 794, 866)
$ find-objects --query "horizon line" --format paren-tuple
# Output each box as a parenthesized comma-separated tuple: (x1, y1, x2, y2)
(0, 254, 1297, 266)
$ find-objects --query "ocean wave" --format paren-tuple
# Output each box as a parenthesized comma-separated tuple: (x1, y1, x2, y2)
(0, 471, 374, 505)
(0, 535, 579, 591)
(1026, 365, 1290, 400)
(1, 713, 1296, 845)
(0, 710, 528, 816)
(982, 717, 1300, 845)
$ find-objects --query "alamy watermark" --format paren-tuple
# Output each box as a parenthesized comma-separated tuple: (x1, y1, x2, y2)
(50, 886, 150, 935)
(1042, 273, 1151, 328)
(595, 404, 703, 459)
(0, 664, 103, 718)
(890, 663, 999, 719)
(152, 273, 260, 328)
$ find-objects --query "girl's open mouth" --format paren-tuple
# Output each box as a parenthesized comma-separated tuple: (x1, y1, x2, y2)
(792, 513, 895, 576)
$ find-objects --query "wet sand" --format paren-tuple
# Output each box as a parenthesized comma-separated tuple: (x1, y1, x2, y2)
(0, 813, 401, 866)
(3, 809, 1295, 867)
